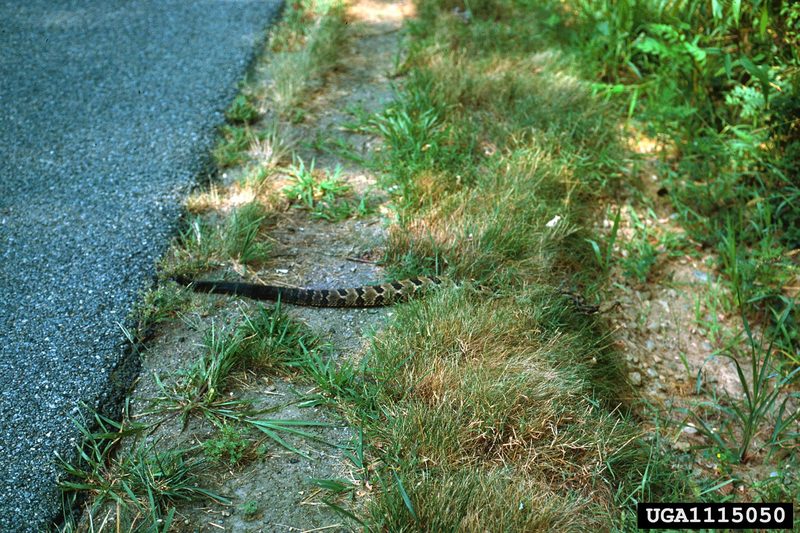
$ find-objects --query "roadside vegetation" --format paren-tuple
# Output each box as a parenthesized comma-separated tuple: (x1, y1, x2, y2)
(59, 0, 798, 531)
(563, 0, 799, 356)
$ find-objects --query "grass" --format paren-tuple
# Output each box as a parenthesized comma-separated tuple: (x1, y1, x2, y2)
(296, 2, 694, 523)
(165, 200, 271, 278)
(586, 207, 621, 276)
(211, 0, 347, 166)
(295, 0, 799, 528)
(690, 300, 800, 464)
(245, 118, 294, 174)
(58, 412, 227, 532)
(269, 0, 347, 114)
(620, 207, 659, 283)
(132, 282, 192, 338)
(146, 310, 332, 452)
(238, 301, 320, 370)
(213, 125, 253, 168)
(225, 94, 260, 125)
(554, 0, 800, 359)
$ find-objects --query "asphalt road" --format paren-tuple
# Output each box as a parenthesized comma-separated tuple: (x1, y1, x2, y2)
(0, 1, 281, 529)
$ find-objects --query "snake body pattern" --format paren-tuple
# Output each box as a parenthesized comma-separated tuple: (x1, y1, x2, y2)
(181, 276, 443, 308)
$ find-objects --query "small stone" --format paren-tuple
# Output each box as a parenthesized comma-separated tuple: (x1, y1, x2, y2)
(645, 340, 655, 351)
(683, 425, 698, 435)
(628, 372, 642, 386)
(646, 368, 659, 379)
(673, 441, 691, 452)
(701, 341, 712, 351)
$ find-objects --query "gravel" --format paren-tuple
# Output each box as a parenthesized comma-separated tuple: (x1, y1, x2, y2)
(0, 1, 281, 529)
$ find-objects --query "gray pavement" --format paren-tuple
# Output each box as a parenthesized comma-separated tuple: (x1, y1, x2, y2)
(0, 1, 281, 529)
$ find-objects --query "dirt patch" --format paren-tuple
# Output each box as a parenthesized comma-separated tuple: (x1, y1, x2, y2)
(600, 147, 796, 491)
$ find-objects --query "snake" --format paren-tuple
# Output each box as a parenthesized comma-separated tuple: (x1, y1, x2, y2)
(175, 275, 602, 314)
(176, 275, 443, 308)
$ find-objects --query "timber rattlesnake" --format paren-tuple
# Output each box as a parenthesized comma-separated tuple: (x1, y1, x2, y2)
(177, 276, 443, 308)
(176, 275, 602, 314)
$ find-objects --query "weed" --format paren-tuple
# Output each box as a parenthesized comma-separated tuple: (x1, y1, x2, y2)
(247, 119, 293, 171)
(283, 158, 356, 221)
(225, 94, 260, 125)
(146, 316, 332, 458)
(558, 0, 800, 355)
(293, 343, 362, 405)
(690, 301, 800, 463)
(224, 201, 271, 264)
(203, 423, 250, 466)
(693, 284, 738, 347)
(238, 303, 319, 371)
(240, 500, 259, 519)
(620, 208, 658, 283)
(283, 157, 319, 208)
(348, 2, 697, 528)
(136, 282, 191, 332)
(310, 133, 369, 165)
(182, 323, 243, 407)
(586, 207, 621, 275)
(185, 184, 222, 214)
(167, 200, 271, 277)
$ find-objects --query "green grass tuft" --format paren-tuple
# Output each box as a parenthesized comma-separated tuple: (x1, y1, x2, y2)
(58, 412, 226, 532)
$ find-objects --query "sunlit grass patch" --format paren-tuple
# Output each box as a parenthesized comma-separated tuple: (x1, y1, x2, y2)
(357, 289, 648, 529)
(279, 156, 376, 222)
(383, 148, 593, 287)
(246, 119, 294, 173)
(164, 200, 272, 277)
(269, 0, 348, 114)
